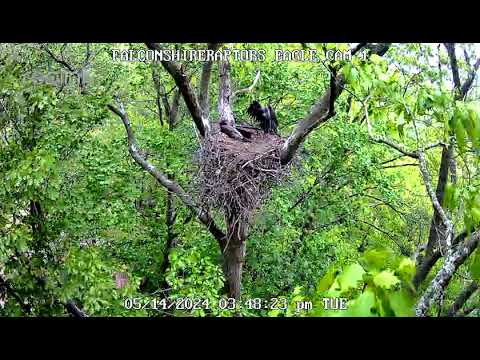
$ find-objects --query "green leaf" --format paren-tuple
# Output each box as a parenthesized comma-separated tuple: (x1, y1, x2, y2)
(443, 183, 458, 211)
(337, 263, 365, 291)
(453, 117, 467, 153)
(373, 270, 400, 289)
(343, 289, 376, 317)
(470, 248, 480, 281)
(370, 54, 382, 65)
(388, 290, 414, 317)
(471, 206, 480, 226)
(360, 248, 394, 272)
(343, 63, 352, 83)
(467, 106, 480, 148)
(396, 258, 416, 283)
(349, 99, 361, 121)
(316, 267, 338, 294)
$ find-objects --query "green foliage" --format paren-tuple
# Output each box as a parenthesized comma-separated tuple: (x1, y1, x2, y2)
(2, 43, 480, 317)
(52, 246, 144, 316)
(165, 244, 226, 316)
(273, 249, 416, 317)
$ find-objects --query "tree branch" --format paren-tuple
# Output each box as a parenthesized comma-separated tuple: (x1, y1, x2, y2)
(417, 151, 454, 247)
(232, 70, 261, 100)
(350, 42, 368, 56)
(217, 58, 246, 140)
(381, 163, 418, 169)
(461, 304, 479, 316)
(65, 300, 89, 317)
(41, 44, 76, 73)
(414, 44, 475, 289)
(461, 57, 480, 98)
(0, 274, 32, 314)
(146, 43, 210, 137)
(444, 43, 480, 99)
(446, 281, 479, 316)
(415, 231, 480, 316)
(198, 43, 220, 121)
(358, 219, 410, 256)
(280, 43, 391, 165)
(444, 43, 462, 95)
(218, 59, 236, 127)
(280, 72, 344, 165)
(108, 101, 226, 249)
(41, 43, 91, 94)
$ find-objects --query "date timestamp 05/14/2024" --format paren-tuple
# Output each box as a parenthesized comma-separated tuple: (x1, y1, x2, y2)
(123, 297, 288, 311)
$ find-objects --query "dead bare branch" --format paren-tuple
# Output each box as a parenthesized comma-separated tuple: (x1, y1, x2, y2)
(232, 70, 261, 101)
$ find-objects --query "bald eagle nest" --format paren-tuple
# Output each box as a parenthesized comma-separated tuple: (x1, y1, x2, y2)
(196, 123, 292, 225)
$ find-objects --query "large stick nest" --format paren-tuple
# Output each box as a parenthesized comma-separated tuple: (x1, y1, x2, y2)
(196, 123, 291, 224)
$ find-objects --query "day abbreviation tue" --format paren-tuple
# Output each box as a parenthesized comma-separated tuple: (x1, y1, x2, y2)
(322, 297, 348, 310)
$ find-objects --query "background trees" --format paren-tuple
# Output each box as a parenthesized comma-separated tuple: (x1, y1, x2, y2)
(0, 43, 479, 317)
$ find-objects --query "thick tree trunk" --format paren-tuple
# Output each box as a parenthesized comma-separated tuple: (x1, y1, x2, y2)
(223, 241, 246, 300)
(223, 214, 248, 300)
(160, 173, 178, 279)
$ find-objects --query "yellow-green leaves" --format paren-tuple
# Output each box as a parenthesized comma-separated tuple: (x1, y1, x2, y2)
(388, 290, 415, 317)
(343, 63, 359, 85)
(337, 263, 366, 291)
(373, 270, 400, 289)
(360, 248, 395, 272)
(343, 289, 376, 317)
(443, 182, 458, 211)
(396, 258, 416, 282)
(463, 189, 480, 230)
(310, 249, 416, 317)
(316, 267, 338, 294)
(452, 103, 480, 153)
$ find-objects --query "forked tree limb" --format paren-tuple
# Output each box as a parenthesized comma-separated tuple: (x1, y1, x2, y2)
(414, 44, 480, 312)
(41, 43, 92, 94)
(444, 43, 480, 100)
(415, 231, 480, 317)
(280, 72, 345, 165)
(108, 102, 227, 249)
(232, 70, 261, 101)
(280, 43, 391, 165)
(146, 43, 210, 137)
(41, 43, 76, 73)
(461, 57, 480, 98)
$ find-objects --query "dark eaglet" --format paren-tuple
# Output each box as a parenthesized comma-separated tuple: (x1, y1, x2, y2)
(247, 100, 279, 134)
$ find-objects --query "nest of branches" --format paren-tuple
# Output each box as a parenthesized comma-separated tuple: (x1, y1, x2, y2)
(196, 123, 291, 225)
